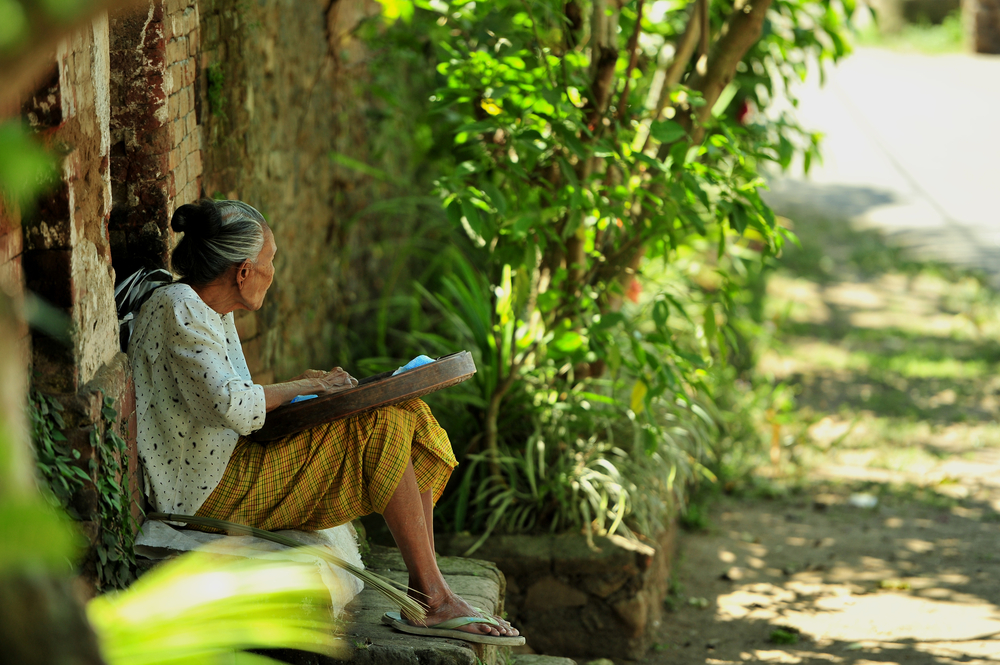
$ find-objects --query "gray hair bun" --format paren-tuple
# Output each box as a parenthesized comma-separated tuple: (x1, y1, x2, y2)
(171, 199, 267, 285)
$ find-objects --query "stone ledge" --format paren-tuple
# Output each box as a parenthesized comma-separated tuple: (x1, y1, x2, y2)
(437, 521, 677, 660)
(263, 545, 510, 665)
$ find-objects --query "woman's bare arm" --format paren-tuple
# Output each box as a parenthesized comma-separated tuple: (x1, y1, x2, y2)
(261, 367, 358, 412)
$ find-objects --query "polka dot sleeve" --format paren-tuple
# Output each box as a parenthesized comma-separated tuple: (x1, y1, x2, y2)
(167, 299, 267, 436)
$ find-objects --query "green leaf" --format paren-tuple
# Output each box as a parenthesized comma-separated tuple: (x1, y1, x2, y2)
(0, 122, 58, 205)
(649, 119, 687, 144)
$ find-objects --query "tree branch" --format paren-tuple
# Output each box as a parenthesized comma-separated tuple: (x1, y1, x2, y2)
(615, 0, 645, 122)
(682, 0, 774, 143)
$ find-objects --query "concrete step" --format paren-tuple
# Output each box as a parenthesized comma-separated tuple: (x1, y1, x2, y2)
(334, 545, 509, 665)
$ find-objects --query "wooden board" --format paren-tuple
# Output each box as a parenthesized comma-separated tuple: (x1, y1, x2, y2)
(249, 351, 477, 442)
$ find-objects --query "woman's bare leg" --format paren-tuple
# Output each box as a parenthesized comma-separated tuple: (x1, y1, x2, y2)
(420, 489, 435, 554)
(382, 461, 518, 637)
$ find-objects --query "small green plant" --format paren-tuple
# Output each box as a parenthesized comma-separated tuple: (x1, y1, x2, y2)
(206, 63, 227, 120)
(94, 394, 138, 590)
(29, 390, 86, 516)
(769, 627, 800, 644)
(29, 390, 138, 590)
(680, 500, 710, 532)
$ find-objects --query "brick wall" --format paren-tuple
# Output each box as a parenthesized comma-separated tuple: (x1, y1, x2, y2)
(12, 15, 140, 594)
(109, 0, 203, 279)
(197, 0, 429, 380)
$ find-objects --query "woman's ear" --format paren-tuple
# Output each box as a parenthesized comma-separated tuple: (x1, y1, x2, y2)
(236, 260, 253, 291)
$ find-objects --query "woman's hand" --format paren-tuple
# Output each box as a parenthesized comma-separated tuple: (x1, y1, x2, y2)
(307, 367, 358, 394)
(263, 367, 358, 412)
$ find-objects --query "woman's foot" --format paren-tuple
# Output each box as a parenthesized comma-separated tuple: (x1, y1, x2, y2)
(407, 589, 519, 637)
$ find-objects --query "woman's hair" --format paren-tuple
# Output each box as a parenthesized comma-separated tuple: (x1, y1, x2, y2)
(170, 199, 267, 285)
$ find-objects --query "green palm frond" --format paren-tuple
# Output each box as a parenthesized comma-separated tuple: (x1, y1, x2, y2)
(89, 552, 343, 665)
(147, 512, 426, 621)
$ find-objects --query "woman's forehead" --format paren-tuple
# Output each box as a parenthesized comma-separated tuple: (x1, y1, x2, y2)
(262, 226, 277, 259)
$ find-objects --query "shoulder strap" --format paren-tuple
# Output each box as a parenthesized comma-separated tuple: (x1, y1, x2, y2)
(116, 268, 174, 352)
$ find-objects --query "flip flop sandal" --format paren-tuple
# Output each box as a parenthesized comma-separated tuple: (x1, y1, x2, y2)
(381, 611, 526, 646)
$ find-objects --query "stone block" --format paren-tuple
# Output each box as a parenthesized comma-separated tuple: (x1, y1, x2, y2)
(167, 145, 181, 171)
(167, 62, 185, 95)
(165, 36, 187, 65)
(173, 156, 188, 192)
(179, 85, 192, 118)
(185, 151, 202, 182)
(523, 576, 588, 612)
(611, 593, 648, 638)
(167, 91, 179, 120)
(185, 109, 197, 134)
(166, 0, 190, 17)
(183, 57, 197, 87)
(551, 534, 638, 576)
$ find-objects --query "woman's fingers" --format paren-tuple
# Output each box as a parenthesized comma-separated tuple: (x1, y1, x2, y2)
(316, 367, 357, 393)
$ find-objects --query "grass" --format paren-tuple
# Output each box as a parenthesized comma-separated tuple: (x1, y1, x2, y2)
(853, 11, 967, 54)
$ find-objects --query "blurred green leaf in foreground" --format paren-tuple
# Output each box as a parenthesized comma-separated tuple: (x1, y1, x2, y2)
(88, 552, 346, 665)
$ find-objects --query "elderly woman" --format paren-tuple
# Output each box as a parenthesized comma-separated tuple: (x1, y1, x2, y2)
(128, 198, 519, 644)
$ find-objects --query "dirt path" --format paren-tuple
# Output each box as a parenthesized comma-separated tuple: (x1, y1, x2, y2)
(639, 214, 1000, 665)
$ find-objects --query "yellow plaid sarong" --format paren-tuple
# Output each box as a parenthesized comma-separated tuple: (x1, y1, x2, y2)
(194, 399, 456, 531)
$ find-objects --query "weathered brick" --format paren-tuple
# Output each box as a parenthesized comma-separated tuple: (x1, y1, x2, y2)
(183, 58, 197, 87)
(167, 61, 185, 95)
(181, 84, 194, 118)
(187, 149, 202, 180)
(172, 115, 186, 144)
(167, 91, 180, 119)
(165, 35, 187, 64)
(166, 0, 190, 16)
(174, 155, 188, 191)
(167, 146, 181, 171)
(185, 109, 196, 134)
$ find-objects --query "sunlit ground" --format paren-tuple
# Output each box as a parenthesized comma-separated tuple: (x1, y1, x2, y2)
(641, 193, 1000, 663)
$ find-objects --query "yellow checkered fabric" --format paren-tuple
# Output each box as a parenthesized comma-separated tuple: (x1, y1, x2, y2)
(194, 399, 456, 531)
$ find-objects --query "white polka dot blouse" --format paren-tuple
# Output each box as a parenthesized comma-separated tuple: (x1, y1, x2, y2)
(128, 282, 267, 515)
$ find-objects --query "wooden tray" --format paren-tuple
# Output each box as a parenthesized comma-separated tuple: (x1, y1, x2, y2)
(249, 351, 477, 442)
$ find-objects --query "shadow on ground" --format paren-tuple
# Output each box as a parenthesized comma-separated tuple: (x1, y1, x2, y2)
(638, 199, 1000, 665)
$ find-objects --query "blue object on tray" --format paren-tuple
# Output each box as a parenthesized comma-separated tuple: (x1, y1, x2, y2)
(392, 355, 436, 376)
(290, 394, 318, 404)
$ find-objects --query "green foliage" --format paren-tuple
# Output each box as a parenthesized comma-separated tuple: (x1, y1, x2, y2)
(207, 63, 227, 121)
(29, 390, 138, 589)
(769, 627, 800, 644)
(87, 553, 346, 665)
(94, 394, 138, 590)
(29, 390, 83, 512)
(361, 0, 854, 539)
(0, 121, 57, 206)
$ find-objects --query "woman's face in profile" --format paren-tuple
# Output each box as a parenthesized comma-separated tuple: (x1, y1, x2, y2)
(241, 226, 276, 310)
